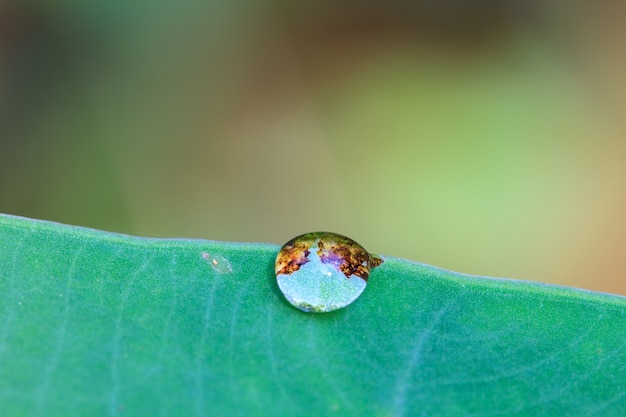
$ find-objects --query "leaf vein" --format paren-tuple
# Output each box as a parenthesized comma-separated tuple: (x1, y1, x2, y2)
(392, 300, 454, 417)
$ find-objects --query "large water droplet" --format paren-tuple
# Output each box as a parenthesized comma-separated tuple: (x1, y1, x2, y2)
(275, 232, 382, 313)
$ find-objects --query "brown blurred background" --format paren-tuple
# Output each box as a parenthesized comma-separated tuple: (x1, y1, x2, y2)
(1, 1, 625, 294)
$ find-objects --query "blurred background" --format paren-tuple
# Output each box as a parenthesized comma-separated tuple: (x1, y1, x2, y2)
(1, 1, 625, 294)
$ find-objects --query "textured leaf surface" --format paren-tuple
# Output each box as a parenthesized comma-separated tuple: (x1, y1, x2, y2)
(0, 214, 624, 416)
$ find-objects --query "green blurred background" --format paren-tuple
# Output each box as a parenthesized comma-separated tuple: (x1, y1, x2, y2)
(1, 2, 625, 294)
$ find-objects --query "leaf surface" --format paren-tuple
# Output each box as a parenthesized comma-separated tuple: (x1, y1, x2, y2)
(0, 214, 624, 416)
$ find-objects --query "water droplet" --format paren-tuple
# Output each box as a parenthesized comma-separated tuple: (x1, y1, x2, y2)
(275, 232, 383, 313)
(202, 252, 233, 274)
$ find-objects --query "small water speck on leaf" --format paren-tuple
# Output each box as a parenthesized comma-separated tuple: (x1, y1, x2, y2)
(202, 252, 233, 274)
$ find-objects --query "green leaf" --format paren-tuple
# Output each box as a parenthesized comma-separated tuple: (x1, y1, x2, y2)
(0, 214, 624, 416)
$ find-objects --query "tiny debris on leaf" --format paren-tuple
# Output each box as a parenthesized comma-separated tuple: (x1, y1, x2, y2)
(202, 252, 233, 274)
